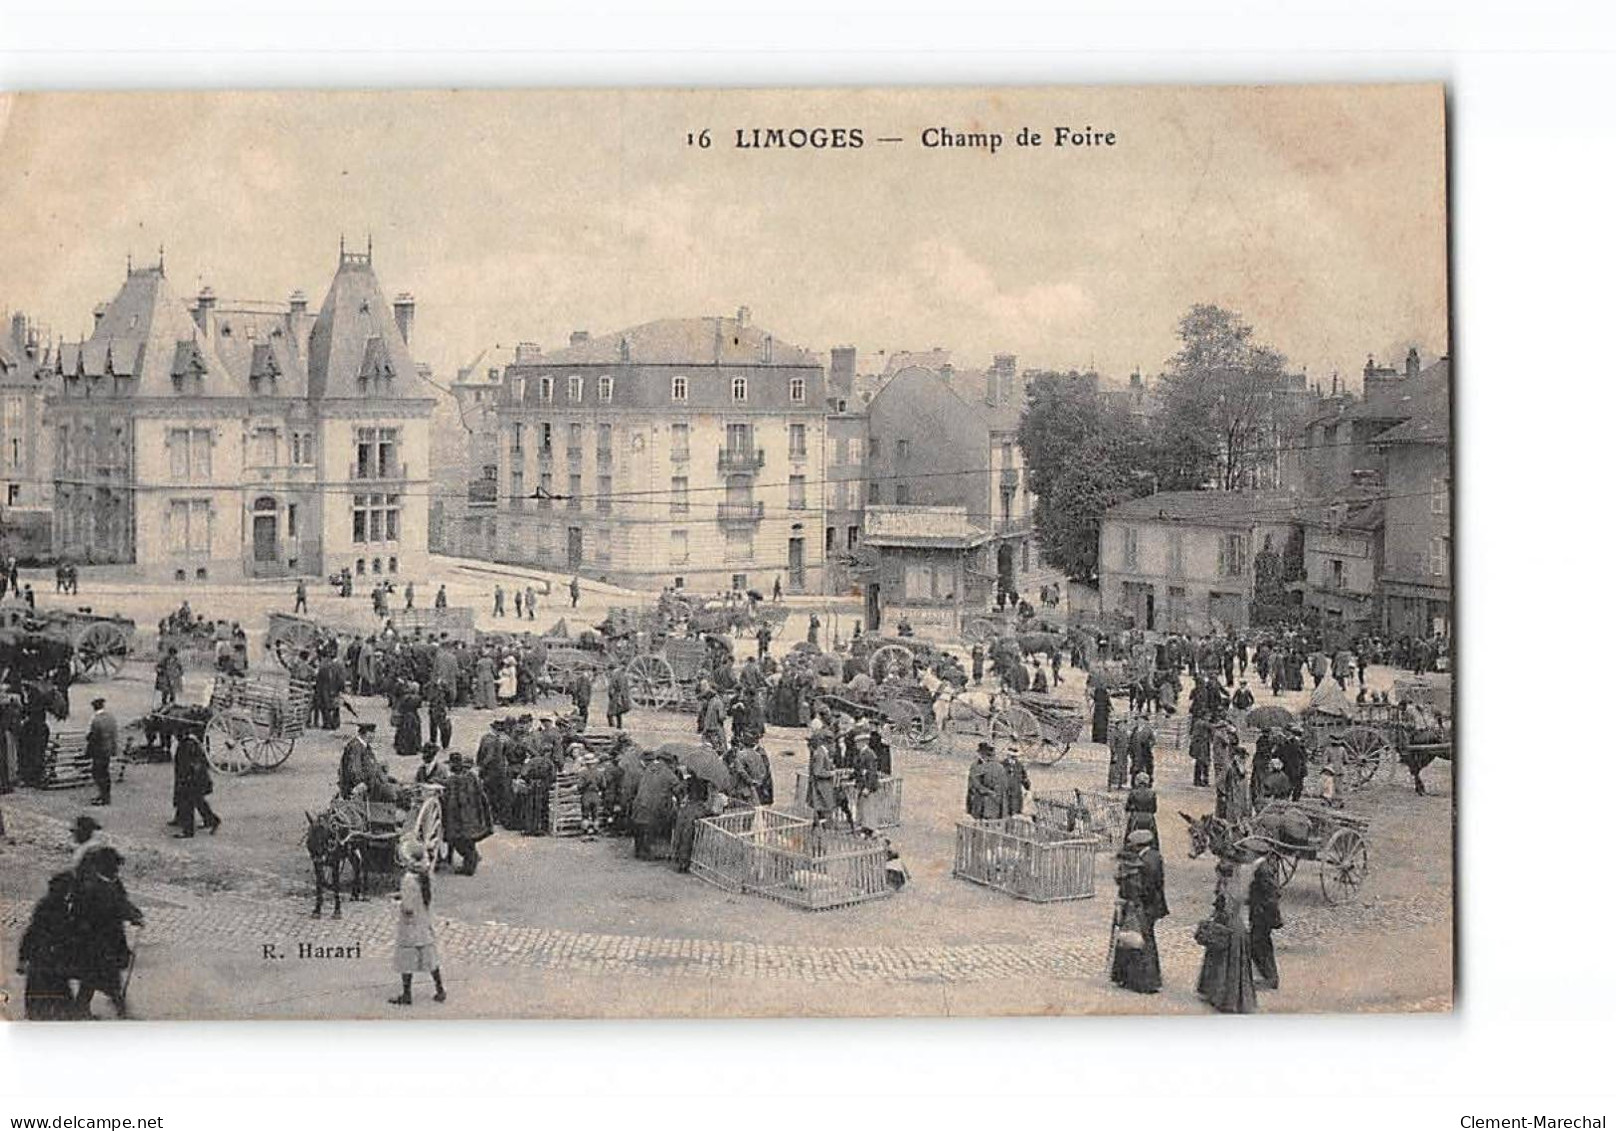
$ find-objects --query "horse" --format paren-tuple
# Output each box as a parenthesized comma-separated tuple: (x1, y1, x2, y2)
(935, 684, 1012, 741)
(303, 805, 368, 919)
(1181, 806, 1312, 861)
(1015, 631, 1066, 660)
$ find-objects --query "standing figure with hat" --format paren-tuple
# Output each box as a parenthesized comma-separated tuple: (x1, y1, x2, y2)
(806, 729, 839, 829)
(606, 662, 632, 730)
(171, 720, 220, 838)
(631, 749, 680, 859)
(389, 839, 446, 1006)
(441, 752, 493, 874)
(1110, 828, 1169, 994)
(70, 843, 143, 1018)
(1106, 710, 1129, 791)
(17, 870, 80, 1019)
(1002, 744, 1031, 817)
(965, 742, 1008, 821)
(1248, 848, 1285, 991)
(475, 721, 514, 829)
(85, 697, 117, 807)
(1126, 714, 1155, 785)
(1320, 735, 1347, 806)
(393, 681, 423, 760)
(1279, 724, 1308, 801)
(1217, 747, 1252, 824)
(575, 750, 604, 838)
(1124, 772, 1159, 847)
(569, 668, 594, 728)
(339, 721, 377, 799)
(1195, 854, 1259, 1014)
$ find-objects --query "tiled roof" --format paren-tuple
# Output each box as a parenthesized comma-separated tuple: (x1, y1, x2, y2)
(530, 316, 819, 369)
(1105, 489, 1302, 527)
(57, 268, 243, 396)
(306, 256, 428, 400)
(1371, 366, 1449, 446)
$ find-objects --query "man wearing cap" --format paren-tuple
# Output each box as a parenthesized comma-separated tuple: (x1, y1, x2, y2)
(475, 722, 514, 828)
(966, 742, 1007, 821)
(172, 721, 220, 837)
(442, 752, 493, 874)
(1002, 744, 1031, 817)
(339, 722, 380, 799)
(415, 743, 450, 788)
(606, 662, 632, 730)
(1249, 848, 1285, 991)
(85, 697, 117, 806)
(1279, 725, 1308, 801)
(631, 750, 679, 859)
(807, 731, 839, 828)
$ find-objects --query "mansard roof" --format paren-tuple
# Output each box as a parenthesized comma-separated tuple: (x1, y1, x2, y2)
(306, 252, 427, 400)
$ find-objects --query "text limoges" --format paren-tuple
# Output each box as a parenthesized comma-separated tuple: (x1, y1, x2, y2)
(735, 127, 864, 149)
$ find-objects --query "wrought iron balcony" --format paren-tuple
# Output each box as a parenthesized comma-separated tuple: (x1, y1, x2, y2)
(350, 461, 409, 480)
(717, 501, 765, 522)
(718, 447, 766, 473)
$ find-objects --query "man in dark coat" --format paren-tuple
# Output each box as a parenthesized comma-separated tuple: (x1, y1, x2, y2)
(475, 723, 514, 828)
(339, 722, 398, 802)
(71, 845, 142, 1018)
(314, 654, 347, 730)
(1091, 678, 1111, 744)
(172, 726, 220, 837)
(442, 752, 493, 874)
(86, 697, 117, 806)
(426, 678, 453, 750)
(1249, 850, 1285, 990)
(1279, 726, 1308, 801)
(606, 663, 632, 729)
(971, 644, 985, 686)
(1002, 746, 1031, 816)
(570, 670, 593, 727)
(18, 871, 80, 1019)
(966, 742, 1007, 819)
(631, 751, 679, 859)
(698, 684, 728, 757)
(1127, 716, 1155, 784)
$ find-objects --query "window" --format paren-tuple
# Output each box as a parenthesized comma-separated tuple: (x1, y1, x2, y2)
(287, 503, 299, 539)
(510, 422, 525, 453)
(897, 483, 913, 504)
(598, 375, 614, 402)
(539, 376, 554, 402)
(789, 423, 807, 458)
(731, 376, 748, 402)
(670, 375, 687, 402)
(251, 427, 279, 467)
(1217, 533, 1248, 578)
(848, 437, 862, 462)
(725, 423, 752, 452)
(1122, 527, 1139, 569)
(834, 437, 848, 465)
(166, 499, 213, 555)
(10, 437, 19, 469)
(167, 428, 213, 482)
(835, 480, 848, 509)
(868, 437, 880, 460)
(789, 474, 807, 511)
(6, 484, 17, 506)
(567, 473, 582, 511)
(1431, 476, 1449, 516)
(1167, 531, 1184, 573)
(567, 423, 584, 460)
(670, 423, 690, 461)
(510, 468, 524, 504)
(725, 526, 755, 563)
(539, 471, 553, 509)
(354, 426, 398, 479)
(567, 375, 583, 402)
(670, 529, 689, 565)
(596, 424, 613, 463)
(596, 526, 612, 565)
(1001, 440, 1014, 465)
(825, 527, 838, 552)
(789, 377, 805, 403)
(1431, 536, 1450, 577)
(837, 398, 849, 413)
(868, 481, 881, 504)
(352, 493, 400, 544)
(897, 438, 910, 461)
(671, 475, 690, 516)
(596, 474, 612, 515)
(1329, 558, 1345, 588)
(289, 431, 314, 465)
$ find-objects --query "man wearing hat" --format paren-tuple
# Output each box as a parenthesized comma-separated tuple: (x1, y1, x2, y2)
(1256, 756, 1291, 808)
(85, 697, 118, 806)
(441, 752, 493, 874)
(1320, 736, 1347, 805)
(631, 749, 679, 859)
(1248, 846, 1285, 991)
(172, 719, 220, 838)
(415, 743, 450, 787)
(339, 722, 382, 800)
(966, 742, 1008, 821)
(1279, 725, 1308, 801)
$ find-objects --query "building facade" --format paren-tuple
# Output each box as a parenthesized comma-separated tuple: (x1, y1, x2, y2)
(428, 345, 517, 561)
(49, 247, 435, 582)
(1298, 489, 1384, 632)
(495, 310, 828, 592)
(0, 313, 56, 558)
(823, 345, 867, 594)
(1374, 360, 1451, 638)
(1099, 490, 1299, 634)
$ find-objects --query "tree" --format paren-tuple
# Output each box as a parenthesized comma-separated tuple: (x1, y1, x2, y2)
(1153, 304, 1291, 491)
(1018, 372, 1151, 584)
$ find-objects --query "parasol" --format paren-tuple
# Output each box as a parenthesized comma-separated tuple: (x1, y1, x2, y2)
(1245, 705, 1295, 730)
(660, 742, 732, 791)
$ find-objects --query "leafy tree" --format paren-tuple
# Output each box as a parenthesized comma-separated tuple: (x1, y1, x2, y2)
(1018, 372, 1151, 584)
(1153, 304, 1291, 491)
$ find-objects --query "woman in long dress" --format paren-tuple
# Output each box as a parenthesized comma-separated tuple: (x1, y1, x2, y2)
(390, 839, 446, 1006)
(1109, 829, 1168, 993)
(393, 682, 422, 759)
(1196, 856, 1259, 1014)
(1124, 772, 1159, 847)
(1091, 679, 1111, 745)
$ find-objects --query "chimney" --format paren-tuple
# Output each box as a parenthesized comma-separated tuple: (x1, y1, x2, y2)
(1129, 370, 1143, 390)
(393, 292, 415, 345)
(10, 313, 26, 349)
(939, 363, 955, 384)
(516, 341, 544, 363)
(762, 334, 773, 363)
(1405, 346, 1420, 379)
(829, 346, 857, 382)
(569, 330, 590, 347)
(991, 353, 1018, 406)
(736, 305, 751, 328)
(288, 289, 308, 317)
(193, 286, 217, 335)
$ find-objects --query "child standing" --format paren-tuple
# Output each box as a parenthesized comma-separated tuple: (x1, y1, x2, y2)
(390, 839, 446, 1006)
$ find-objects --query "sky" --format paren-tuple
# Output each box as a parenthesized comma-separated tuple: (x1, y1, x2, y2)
(0, 85, 1448, 389)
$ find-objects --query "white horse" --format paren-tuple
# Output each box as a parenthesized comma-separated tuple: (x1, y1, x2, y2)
(934, 683, 1013, 741)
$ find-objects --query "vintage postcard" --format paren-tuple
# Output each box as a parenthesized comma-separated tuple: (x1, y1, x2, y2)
(0, 85, 1451, 1020)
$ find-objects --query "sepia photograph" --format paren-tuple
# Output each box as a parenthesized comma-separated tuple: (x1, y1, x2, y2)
(0, 83, 1452, 1022)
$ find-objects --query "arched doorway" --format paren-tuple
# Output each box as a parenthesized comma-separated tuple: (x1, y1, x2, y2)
(996, 542, 1015, 598)
(252, 497, 279, 568)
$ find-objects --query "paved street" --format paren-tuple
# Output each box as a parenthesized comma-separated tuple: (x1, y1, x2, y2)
(0, 560, 1452, 1018)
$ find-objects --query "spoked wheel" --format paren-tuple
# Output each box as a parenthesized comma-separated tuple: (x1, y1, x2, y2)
(270, 620, 321, 671)
(411, 793, 445, 863)
(74, 622, 130, 681)
(625, 654, 678, 710)
(882, 699, 928, 749)
(204, 711, 258, 776)
(250, 728, 295, 770)
(1319, 827, 1369, 904)
(962, 618, 1000, 645)
(1273, 850, 1300, 888)
(989, 704, 1042, 751)
(869, 644, 915, 684)
(1339, 726, 1393, 790)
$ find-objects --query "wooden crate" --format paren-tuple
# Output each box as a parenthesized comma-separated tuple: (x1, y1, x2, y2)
(548, 772, 583, 836)
(953, 816, 1099, 903)
(1032, 789, 1125, 852)
(37, 732, 129, 791)
(790, 770, 903, 829)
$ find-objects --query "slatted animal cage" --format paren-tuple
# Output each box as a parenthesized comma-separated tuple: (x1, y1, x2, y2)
(37, 731, 129, 790)
(953, 816, 1099, 903)
(790, 770, 904, 829)
(689, 807, 810, 893)
(1032, 789, 1126, 852)
(548, 772, 582, 836)
(690, 808, 891, 910)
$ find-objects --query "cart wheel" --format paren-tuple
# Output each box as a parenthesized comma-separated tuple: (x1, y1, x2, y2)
(869, 644, 915, 684)
(204, 711, 258, 776)
(1273, 850, 1299, 888)
(625, 654, 677, 710)
(251, 730, 295, 770)
(271, 621, 319, 671)
(962, 617, 999, 645)
(1025, 738, 1068, 767)
(1340, 726, 1392, 789)
(75, 622, 131, 681)
(1319, 827, 1369, 904)
(412, 793, 444, 863)
(990, 704, 1042, 750)
(882, 699, 927, 749)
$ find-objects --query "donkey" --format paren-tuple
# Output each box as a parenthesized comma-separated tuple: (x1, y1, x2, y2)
(1180, 811, 1251, 860)
(304, 808, 367, 919)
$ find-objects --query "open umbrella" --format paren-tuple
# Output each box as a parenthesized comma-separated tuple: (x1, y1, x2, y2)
(1245, 705, 1295, 730)
(660, 742, 732, 792)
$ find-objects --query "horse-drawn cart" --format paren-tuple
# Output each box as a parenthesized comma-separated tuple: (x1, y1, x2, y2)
(265, 612, 329, 670)
(1238, 799, 1371, 905)
(1015, 692, 1086, 766)
(4, 605, 136, 681)
(203, 673, 314, 775)
(622, 635, 711, 711)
